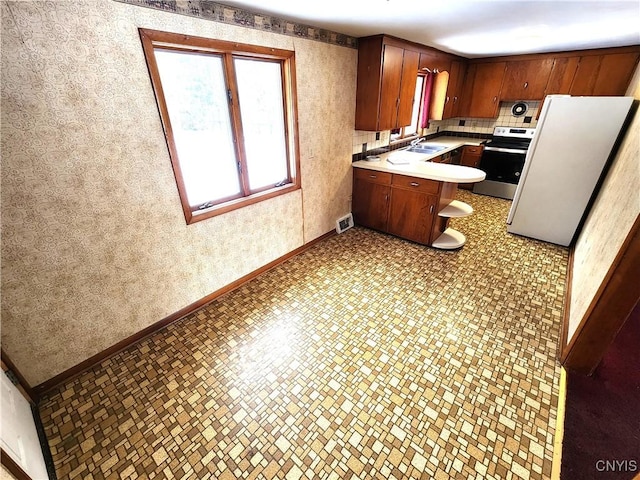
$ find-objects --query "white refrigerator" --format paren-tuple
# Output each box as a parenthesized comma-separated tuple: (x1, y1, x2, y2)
(506, 95, 634, 246)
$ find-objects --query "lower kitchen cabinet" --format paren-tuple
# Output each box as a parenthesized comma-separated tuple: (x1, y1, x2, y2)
(352, 169, 391, 231)
(387, 179, 438, 244)
(352, 169, 468, 248)
(387, 188, 437, 244)
(459, 145, 484, 190)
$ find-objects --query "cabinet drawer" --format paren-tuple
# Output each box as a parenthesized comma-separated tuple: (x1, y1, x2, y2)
(392, 174, 440, 194)
(354, 168, 392, 185)
(464, 145, 484, 155)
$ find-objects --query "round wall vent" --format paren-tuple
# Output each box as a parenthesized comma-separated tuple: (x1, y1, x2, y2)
(511, 102, 528, 117)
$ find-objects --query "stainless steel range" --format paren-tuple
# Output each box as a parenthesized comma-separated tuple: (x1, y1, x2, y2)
(473, 126, 535, 200)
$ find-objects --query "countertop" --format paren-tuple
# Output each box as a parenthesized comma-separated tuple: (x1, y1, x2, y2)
(352, 136, 486, 183)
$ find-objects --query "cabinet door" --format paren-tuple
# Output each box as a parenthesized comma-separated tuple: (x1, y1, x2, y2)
(352, 178, 390, 231)
(545, 56, 580, 95)
(387, 188, 436, 245)
(592, 53, 640, 95)
(461, 62, 506, 118)
(501, 59, 553, 100)
(442, 61, 465, 119)
(396, 49, 420, 127)
(378, 45, 405, 130)
(355, 37, 385, 131)
(570, 55, 603, 96)
(459, 145, 484, 190)
(460, 146, 483, 167)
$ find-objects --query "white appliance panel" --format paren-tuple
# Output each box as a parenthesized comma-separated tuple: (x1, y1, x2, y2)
(506, 95, 633, 246)
(1, 372, 50, 479)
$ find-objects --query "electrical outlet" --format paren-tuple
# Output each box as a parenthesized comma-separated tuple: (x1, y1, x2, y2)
(362, 143, 367, 153)
(375, 132, 380, 141)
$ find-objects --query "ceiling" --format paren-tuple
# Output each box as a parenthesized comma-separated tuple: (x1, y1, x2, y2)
(219, 0, 640, 57)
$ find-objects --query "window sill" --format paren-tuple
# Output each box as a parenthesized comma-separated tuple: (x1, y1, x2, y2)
(186, 182, 301, 224)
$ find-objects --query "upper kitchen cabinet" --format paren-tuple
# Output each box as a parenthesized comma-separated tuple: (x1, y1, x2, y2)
(418, 51, 452, 74)
(355, 35, 420, 131)
(459, 62, 506, 118)
(545, 56, 580, 95)
(431, 60, 467, 120)
(568, 55, 602, 96)
(443, 61, 467, 119)
(500, 59, 554, 100)
(565, 50, 639, 96)
(538, 48, 638, 117)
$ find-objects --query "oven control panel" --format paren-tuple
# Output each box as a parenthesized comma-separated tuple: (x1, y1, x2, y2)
(493, 127, 536, 138)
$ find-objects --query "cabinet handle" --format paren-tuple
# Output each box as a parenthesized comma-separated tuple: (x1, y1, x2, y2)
(429, 205, 434, 214)
(410, 182, 420, 187)
(493, 96, 497, 103)
(453, 96, 458, 103)
(369, 174, 377, 179)
(524, 82, 528, 89)
(445, 96, 450, 103)
(385, 194, 389, 202)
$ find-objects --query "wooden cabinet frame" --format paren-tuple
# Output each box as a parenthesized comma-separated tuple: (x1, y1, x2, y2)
(356, 35, 466, 131)
(352, 169, 454, 247)
(356, 38, 638, 125)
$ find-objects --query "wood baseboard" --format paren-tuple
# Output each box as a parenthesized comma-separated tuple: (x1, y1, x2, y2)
(558, 246, 574, 360)
(550, 367, 567, 480)
(33, 230, 335, 399)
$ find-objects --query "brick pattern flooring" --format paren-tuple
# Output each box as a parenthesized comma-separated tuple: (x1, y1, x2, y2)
(39, 190, 568, 479)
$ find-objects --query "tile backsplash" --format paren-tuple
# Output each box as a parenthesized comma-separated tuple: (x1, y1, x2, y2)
(352, 130, 391, 155)
(442, 101, 541, 134)
(352, 101, 541, 155)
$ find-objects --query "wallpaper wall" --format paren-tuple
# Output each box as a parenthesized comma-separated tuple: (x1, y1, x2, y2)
(567, 64, 640, 342)
(1, 0, 356, 385)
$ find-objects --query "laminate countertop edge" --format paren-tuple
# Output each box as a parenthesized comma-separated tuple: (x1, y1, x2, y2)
(353, 137, 487, 184)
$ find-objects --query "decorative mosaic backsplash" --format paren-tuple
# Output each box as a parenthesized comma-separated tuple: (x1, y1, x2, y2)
(115, 0, 358, 48)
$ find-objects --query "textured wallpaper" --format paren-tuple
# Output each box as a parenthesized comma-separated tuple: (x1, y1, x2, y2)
(0, 0, 356, 385)
(568, 65, 640, 342)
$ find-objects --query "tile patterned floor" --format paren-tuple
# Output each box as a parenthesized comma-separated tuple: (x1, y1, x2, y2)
(39, 190, 568, 479)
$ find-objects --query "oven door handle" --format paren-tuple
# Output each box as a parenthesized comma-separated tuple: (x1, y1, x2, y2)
(483, 146, 528, 154)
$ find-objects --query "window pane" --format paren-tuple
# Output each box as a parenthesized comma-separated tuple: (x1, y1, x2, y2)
(154, 49, 240, 207)
(405, 75, 424, 136)
(234, 58, 288, 191)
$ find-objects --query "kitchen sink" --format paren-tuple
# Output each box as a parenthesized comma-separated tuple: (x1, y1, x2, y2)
(406, 144, 447, 154)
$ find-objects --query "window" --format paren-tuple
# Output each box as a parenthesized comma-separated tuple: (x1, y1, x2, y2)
(390, 74, 426, 142)
(139, 29, 301, 224)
